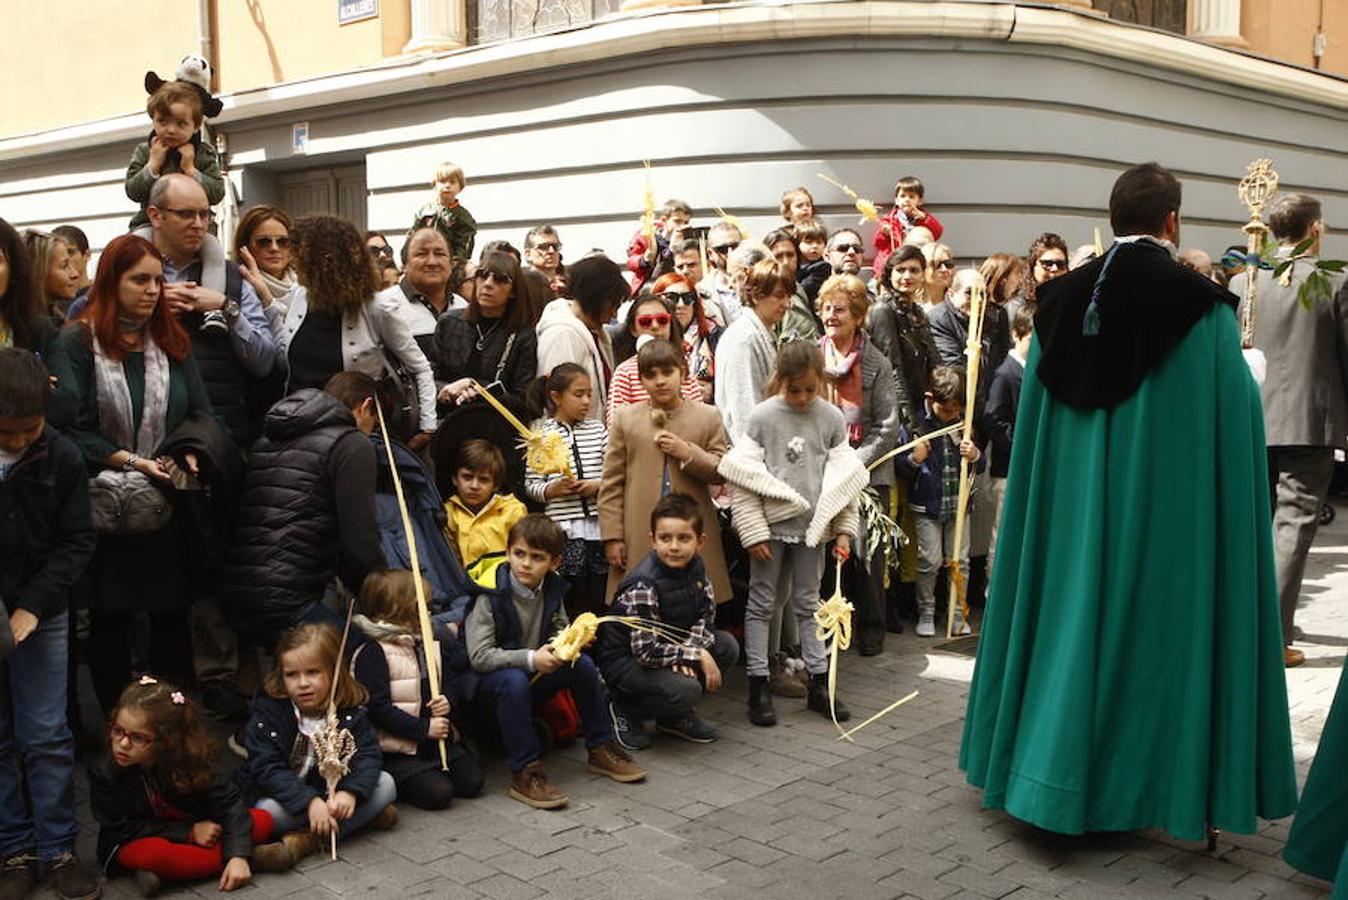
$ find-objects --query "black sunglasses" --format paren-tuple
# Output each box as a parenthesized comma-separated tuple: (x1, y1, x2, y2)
(832, 243, 864, 254)
(476, 269, 514, 284)
(368, 244, 393, 257)
(660, 291, 698, 307)
(254, 236, 291, 249)
(712, 242, 739, 255)
(1037, 258, 1068, 271)
(933, 259, 957, 270)
(531, 241, 562, 253)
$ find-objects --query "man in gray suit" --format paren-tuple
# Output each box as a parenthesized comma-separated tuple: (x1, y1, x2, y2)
(1233, 193, 1348, 668)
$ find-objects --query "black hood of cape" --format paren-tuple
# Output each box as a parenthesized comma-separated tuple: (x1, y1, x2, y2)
(1033, 239, 1238, 410)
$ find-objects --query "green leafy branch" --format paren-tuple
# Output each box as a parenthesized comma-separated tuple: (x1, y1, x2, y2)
(1255, 236, 1347, 310)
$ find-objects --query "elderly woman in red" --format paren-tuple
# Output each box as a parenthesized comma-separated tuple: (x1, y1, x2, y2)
(50, 234, 214, 713)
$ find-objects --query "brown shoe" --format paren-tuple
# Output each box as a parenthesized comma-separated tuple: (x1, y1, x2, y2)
(250, 841, 295, 873)
(280, 830, 320, 863)
(1285, 647, 1306, 668)
(509, 762, 569, 809)
(768, 653, 806, 698)
(368, 804, 398, 830)
(587, 741, 647, 783)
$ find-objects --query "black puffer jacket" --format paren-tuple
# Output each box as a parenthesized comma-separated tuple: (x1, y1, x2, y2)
(219, 389, 382, 643)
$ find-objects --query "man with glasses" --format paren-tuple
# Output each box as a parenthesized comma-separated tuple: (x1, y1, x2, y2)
(142, 175, 278, 442)
(694, 221, 743, 326)
(827, 229, 867, 279)
(366, 231, 395, 264)
(523, 225, 565, 298)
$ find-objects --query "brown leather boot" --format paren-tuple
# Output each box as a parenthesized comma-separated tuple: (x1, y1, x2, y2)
(250, 841, 295, 873)
(1285, 647, 1306, 668)
(368, 804, 399, 830)
(280, 830, 320, 863)
(509, 762, 569, 809)
(587, 741, 647, 783)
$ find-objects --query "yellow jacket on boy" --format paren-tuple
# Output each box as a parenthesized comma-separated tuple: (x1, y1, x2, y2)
(445, 492, 528, 586)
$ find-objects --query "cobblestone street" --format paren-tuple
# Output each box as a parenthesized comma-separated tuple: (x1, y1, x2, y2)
(69, 504, 1347, 900)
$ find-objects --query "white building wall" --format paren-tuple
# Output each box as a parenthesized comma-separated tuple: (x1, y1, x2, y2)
(1, 10, 1345, 267)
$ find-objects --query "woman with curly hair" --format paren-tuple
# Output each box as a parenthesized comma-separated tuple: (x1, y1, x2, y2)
(276, 214, 437, 447)
(1010, 232, 1069, 319)
(233, 204, 296, 312)
(89, 678, 296, 895)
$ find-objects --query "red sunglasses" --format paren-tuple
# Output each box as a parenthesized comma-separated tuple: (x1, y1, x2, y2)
(636, 313, 671, 329)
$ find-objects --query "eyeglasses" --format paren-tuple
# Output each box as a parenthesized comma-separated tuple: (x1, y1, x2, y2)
(253, 236, 291, 249)
(1037, 258, 1068, 271)
(832, 243, 864, 254)
(530, 242, 562, 253)
(635, 313, 671, 329)
(712, 242, 740, 255)
(660, 291, 698, 307)
(110, 724, 156, 748)
(933, 260, 957, 270)
(475, 269, 514, 285)
(159, 207, 215, 224)
(368, 244, 393, 257)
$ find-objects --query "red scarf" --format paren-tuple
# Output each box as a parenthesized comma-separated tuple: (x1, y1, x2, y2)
(821, 332, 865, 445)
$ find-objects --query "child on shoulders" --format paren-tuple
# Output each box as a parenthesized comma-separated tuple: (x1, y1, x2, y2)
(410, 162, 477, 264)
(794, 218, 832, 304)
(873, 176, 944, 277)
(465, 515, 646, 809)
(444, 439, 527, 588)
(238, 625, 398, 863)
(91, 678, 296, 896)
(780, 187, 816, 227)
(595, 494, 739, 751)
(627, 199, 692, 295)
(351, 570, 484, 811)
(125, 56, 226, 229)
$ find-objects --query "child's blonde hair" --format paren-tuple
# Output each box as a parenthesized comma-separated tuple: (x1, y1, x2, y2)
(265, 623, 369, 708)
(360, 569, 427, 632)
(433, 162, 466, 189)
(766, 341, 826, 398)
(111, 677, 214, 795)
(779, 187, 814, 220)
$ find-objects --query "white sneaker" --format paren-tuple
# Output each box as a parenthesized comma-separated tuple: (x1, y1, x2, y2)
(916, 613, 936, 637)
(952, 614, 972, 636)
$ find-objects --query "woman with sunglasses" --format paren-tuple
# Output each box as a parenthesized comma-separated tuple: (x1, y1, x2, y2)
(605, 290, 701, 422)
(1010, 232, 1070, 320)
(431, 249, 541, 413)
(275, 215, 438, 448)
(921, 242, 956, 307)
(233, 204, 296, 313)
(655, 271, 720, 402)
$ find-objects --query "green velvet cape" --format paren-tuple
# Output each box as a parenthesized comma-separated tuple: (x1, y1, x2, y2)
(959, 304, 1297, 841)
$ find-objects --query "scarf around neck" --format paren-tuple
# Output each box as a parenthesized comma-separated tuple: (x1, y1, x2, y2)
(821, 331, 865, 444)
(93, 331, 170, 456)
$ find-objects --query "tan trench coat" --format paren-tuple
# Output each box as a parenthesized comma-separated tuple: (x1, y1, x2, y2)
(598, 399, 732, 603)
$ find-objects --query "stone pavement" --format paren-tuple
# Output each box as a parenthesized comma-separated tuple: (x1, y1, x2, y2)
(62, 505, 1348, 899)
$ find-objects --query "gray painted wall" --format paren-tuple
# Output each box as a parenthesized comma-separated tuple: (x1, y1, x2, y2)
(1, 35, 1344, 268)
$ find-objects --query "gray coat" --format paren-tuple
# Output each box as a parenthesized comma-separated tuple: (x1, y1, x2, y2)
(852, 340, 901, 488)
(1232, 259, 1348, 448)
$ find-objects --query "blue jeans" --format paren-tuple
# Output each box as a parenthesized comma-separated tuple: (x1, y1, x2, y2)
(254, 771, 397, 836)
(0, 614, 76, 861)
(478, 655, 614, 773)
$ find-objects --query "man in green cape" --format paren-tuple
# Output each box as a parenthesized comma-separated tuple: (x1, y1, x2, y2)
(959, 163, 1297, 842)
(1284, 664, 1348, 896)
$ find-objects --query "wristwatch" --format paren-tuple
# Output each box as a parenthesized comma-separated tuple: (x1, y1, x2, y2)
(221, 299, 241, 323)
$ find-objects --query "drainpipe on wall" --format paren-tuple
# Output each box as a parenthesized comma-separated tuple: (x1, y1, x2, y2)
(1313, 0, 1327, 69)
(197, 0, 239, 251)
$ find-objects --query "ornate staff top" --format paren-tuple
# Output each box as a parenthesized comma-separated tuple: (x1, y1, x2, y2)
(1238, 158, 1279, 348)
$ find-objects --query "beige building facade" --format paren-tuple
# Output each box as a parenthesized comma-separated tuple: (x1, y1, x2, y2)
(0, 0, 1344, 263)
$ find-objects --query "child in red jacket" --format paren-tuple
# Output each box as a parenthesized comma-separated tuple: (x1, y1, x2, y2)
(873, 176, 944, 276)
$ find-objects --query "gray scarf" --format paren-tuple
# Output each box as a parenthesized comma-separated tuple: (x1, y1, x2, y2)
(93, 332, 170, 456)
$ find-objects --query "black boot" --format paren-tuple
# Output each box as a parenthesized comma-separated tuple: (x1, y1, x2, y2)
(806, 673, 851, 722)
(888, 582, 915, 632)
(747, 676, 777, 726)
